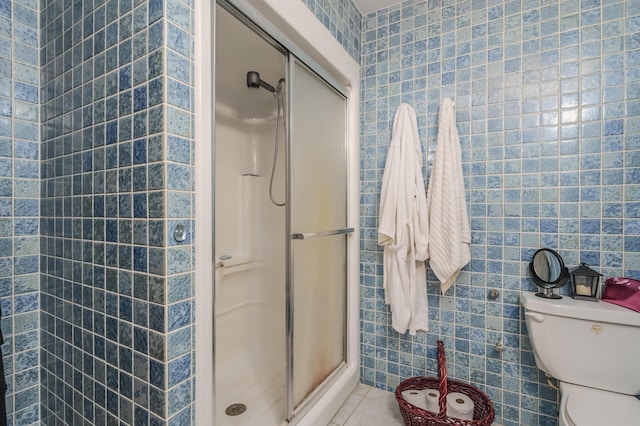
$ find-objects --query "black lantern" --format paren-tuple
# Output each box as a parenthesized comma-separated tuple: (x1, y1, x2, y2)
(569, 263, 603, 301)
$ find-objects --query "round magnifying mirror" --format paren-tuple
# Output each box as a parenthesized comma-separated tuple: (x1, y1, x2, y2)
(529, 248, 569, 299)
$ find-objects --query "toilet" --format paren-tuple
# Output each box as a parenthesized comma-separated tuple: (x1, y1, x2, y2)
(521, 291, 640, 426)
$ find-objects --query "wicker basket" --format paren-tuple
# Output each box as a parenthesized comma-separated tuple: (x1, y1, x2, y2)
(395, 341, 495, 426)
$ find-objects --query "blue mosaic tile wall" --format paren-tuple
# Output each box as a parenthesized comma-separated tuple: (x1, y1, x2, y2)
(38, 0, 195, 423)
(0, 0, 41, 424)
(359, 1, 640, 425)
(302, 0, 363, 63)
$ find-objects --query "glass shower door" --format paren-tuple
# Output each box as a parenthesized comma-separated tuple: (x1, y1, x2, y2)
(287, 57, 350, 419)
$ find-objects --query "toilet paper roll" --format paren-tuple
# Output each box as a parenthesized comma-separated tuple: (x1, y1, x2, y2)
(446, 392, 475, 421)
(425, 389, 440, 413)
(401, 389, 429, 411)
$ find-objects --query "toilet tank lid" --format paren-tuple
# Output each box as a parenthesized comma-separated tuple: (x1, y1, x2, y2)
(520, 291, 640, 326)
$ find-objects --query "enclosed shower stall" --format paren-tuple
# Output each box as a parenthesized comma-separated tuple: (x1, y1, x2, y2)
(198, 1, 360, 425)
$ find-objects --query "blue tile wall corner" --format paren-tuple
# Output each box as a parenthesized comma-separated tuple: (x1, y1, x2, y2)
(1, 0, 41, 424)
(359, 1, 640, 425)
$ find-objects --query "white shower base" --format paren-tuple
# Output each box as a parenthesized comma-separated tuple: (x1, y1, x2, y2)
(215, 302, 286, 425)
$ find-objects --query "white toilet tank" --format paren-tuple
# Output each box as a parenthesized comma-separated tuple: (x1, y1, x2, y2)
(521, 291, 640, 395)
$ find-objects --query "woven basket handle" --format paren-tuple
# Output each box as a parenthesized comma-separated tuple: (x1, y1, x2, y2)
(437, 340, 448, 419)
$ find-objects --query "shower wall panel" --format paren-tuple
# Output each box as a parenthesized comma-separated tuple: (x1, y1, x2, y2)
(215, 117, 285, 264)
(214, 103, 286, 424)
(39, 0, 195, 424)
(0, 0, 41, 424)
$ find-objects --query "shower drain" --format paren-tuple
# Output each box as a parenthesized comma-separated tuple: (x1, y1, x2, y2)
(225, 403, 247, 416)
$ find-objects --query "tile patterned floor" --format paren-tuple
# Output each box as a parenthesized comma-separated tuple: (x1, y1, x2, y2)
(330, 384, 405, 426)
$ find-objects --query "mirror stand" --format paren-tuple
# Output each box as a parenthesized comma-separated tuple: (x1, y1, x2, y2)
(536, 287, 562, 299)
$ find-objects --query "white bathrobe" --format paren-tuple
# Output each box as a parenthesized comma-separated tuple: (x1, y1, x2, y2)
(426, 98, 471, 294)
(378, 104, 429, 335)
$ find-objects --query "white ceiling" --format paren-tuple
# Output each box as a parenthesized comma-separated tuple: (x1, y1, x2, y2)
(353, 0, 402, 15)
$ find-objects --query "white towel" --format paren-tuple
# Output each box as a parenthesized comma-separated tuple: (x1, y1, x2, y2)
(378, 104, 429, 335)
(426, 98, 471, 294)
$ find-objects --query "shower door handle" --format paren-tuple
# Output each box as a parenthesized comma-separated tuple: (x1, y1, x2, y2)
(290, 227, 354, 240)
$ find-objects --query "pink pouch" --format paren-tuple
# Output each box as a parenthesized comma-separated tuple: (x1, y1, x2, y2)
(601, 277, 640, 313)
